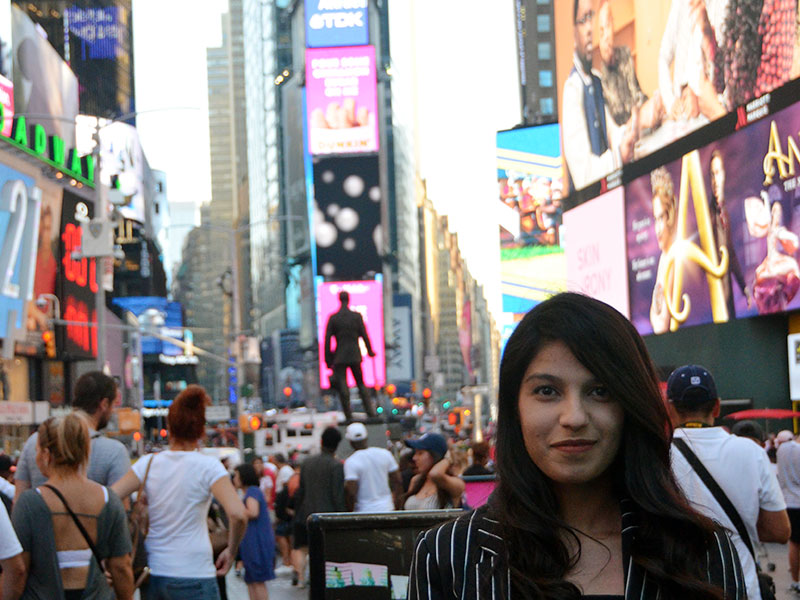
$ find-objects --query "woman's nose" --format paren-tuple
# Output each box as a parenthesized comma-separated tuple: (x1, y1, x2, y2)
(559, 392, 589, 429)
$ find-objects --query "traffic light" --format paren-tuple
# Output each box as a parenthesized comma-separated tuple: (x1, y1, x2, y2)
(385, 383, 396, 396)
(159, 429, 167, 438)
(238, 413, 262, 434)
(422, 388, 432, 400)
(42, 330, 56, 358)
(133, 432, 142, 442)
(448, 411, 461, 427)
(283, 386, 293, 398)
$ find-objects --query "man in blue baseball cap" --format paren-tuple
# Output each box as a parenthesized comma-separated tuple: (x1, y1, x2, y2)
(668, 364, 789, 600)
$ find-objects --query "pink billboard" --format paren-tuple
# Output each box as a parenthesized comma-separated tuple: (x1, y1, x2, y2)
(305, 45, 379, 155)
(317, 280, 385, 389)
(0, 75, 13, 137)
(563, 188, 629, 317)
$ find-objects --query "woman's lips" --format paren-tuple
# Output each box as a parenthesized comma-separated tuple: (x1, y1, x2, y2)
(551, 439, 597, 453)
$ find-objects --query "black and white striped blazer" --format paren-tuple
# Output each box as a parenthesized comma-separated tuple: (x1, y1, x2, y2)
(408, 500, 747, 599)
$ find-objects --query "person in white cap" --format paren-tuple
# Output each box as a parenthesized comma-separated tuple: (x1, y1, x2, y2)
(777, 429, 800, 593)
(343, 422, 401, 512)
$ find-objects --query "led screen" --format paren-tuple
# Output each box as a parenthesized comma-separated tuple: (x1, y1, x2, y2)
(305, 0, 368, 49)
(554, 0, 800, 193)
(312, 154, 382, 280)
(497, 124, 566, 317)
(316, 280, 385, 389)
(627, 99, 800, 335)
(111, 296, 184, 356)
(563, 187, 629, 316)
(305, 45, 379, 155)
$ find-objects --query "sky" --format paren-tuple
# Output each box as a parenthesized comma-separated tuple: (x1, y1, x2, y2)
(131, 0, 228, 273)
(132, 0, 520, 319)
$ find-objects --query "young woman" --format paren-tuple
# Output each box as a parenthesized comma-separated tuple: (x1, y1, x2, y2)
(12, 413, 133, 600)
(233, 463, 276, 600)
(409, 293, 746, 599)
(402, 433, 465, 510)
(112, 385, 248, 600)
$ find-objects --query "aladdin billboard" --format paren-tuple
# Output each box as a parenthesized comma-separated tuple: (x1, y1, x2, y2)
(554, 0, 800, 193)
(305, 45, 378, 155)
(627, 98, 800, 335)
(316, 279, 385, 389)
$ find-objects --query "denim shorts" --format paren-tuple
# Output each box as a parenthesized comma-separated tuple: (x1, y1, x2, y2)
(143, 575, 221, 600)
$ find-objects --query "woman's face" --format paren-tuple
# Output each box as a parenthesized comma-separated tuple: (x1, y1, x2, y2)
(412, 449, 436, 475)
(232, 470, 242, 489)
(517, 340, 624, 489)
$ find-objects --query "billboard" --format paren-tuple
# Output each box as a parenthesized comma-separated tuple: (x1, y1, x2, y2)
(26, 185, 64, 336)
(312, 154, 382, 280)
(497, 124, 566, 317)
(554, 0, 800, 193)
(626, 98, 800, 335)
(316, 280, 385, 389)
(0, 0, 12, 137)
(563, 187, 629, 316)
(0, 165, 40, 342)
(57, 190, 97, 359)
(64, 6, 122, 60)
(305, 45, 379, 155)
(12, 6, 79, 144)
(111, 297, 184, 356)
(305, 0, 368, 49)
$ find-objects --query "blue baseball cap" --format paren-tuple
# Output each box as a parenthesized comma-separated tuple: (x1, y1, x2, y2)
(404, 433, 448, 460)
(667, 364, 718, 405)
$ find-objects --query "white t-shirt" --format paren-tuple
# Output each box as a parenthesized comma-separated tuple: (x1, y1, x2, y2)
(131, 451, 229, 578)
(344, 447, 398, 512)
(275, 464, 294, 493)
(777, 440, 800, 508)
(671, 428, 786, 600)
(0, 476, 14, 500)
(0, 500, 21, 560)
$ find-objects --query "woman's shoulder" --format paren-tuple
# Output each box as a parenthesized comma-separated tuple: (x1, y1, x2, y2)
(417, 505, 500, 553)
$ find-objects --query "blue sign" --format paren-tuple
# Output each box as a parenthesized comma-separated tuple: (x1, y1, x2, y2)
(64, 6, 121, 60)
(0, 165, 39, 341)
(305, 0, 368, 48)
(111, 296, 184, 356)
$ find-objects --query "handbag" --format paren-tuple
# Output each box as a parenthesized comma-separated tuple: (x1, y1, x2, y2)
(207, 504, 229, 560)
(41, 484, 110, 586)
(129, 454, 155, 588)
(674, 438, 776, 600)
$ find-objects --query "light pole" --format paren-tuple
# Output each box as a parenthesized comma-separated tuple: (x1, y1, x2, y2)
(171, 215, 305, 448)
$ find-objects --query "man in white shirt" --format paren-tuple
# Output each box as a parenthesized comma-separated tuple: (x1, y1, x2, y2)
(343, 422, 402, 512)
(777, 431, 800, 592)
(271, 453, 295, 494)
(668, 364, 790, 600)
(0, 500, 24, 600)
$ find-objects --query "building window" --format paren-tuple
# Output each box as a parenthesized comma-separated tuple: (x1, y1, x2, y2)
(539, 70, 553, 87)
(540, 97, 554, 114)
(537, 14, 550, 32)
(538, 42, 551, 60)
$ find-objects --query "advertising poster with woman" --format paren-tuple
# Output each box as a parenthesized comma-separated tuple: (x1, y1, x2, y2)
(626, 99, 800, 335)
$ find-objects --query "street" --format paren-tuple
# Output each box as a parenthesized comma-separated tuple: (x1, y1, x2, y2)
(223, 565, 307, 600)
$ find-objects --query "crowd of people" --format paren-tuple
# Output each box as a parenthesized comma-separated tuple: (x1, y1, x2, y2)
(9, 293, 800, 598)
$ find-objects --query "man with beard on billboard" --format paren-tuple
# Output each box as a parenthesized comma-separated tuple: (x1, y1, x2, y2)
(562, 0, 637, 191)
(709, 150, 751, 318)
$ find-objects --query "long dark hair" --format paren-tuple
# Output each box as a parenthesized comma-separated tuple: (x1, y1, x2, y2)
(494, 293, 721, 598)
(716, 0, 764, 108)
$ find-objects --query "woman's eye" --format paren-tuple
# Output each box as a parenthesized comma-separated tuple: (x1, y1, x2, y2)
(589, 386, 610, 400)
(532, 385, 557, 397)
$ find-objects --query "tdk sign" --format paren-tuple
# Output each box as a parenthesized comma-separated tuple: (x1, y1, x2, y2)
(305, 0, 369, 48)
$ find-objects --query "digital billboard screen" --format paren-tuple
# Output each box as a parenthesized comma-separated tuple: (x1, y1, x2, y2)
(58, 190, 97, 359)
(111, 296, 184, 356)
(305, 0, 368, 49)
(497, 124, 566, 317)
(626, 98, 800, 335)
(305, 45, 379, 155)
(316, 280, 385, 390)
(554, 0, 800, 194)
(563, 187, 629, 316)
(312, 154, 382, 280)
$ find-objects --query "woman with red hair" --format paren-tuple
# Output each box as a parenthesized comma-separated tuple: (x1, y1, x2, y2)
(113, 385, 247, 600)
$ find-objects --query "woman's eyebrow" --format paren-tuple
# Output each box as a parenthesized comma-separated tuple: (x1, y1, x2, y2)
(522, 373, 560, 384)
